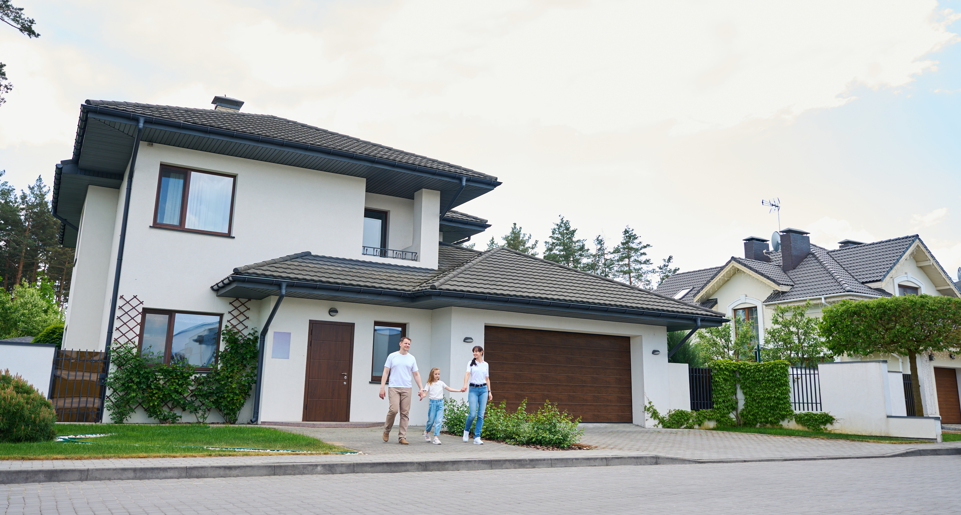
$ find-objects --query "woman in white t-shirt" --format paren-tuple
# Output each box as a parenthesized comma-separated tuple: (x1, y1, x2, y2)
(420, 368, 460, 445)
(461, 345, 492, 445)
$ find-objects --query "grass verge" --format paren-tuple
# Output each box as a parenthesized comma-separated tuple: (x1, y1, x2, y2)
(0, 424, 354, 460)
(942, 433, 961, 442)
(711, 426, 931, 444)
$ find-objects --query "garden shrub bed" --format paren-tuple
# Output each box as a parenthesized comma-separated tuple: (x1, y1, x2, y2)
(442, 398, 584, 449)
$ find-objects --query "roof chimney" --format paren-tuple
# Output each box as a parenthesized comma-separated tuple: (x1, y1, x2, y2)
(838, 239, 864, 249)
(780, 228, 810, 272)
(743, 236, 771, 262)
(211, 95, 244, 112)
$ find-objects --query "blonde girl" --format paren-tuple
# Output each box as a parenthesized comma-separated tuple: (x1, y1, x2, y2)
(421, 367, 460, 444)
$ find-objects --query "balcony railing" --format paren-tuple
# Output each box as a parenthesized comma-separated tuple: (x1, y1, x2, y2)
(363, 246, 418, 261)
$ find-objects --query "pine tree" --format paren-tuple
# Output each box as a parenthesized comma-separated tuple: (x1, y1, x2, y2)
(652, 255, 680, 288)
(613, 226, 652, 287)
(543, 216, 589, 269)
(500, 223, 538, 256)
(584, 235, 616, 278)
(486, 237, 498, 250)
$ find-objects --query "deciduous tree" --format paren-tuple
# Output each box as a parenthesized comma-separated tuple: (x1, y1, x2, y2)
(820, 295, 961, 416)
(763, 301, 826, 366)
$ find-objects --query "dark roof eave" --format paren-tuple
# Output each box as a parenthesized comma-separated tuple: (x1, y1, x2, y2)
(80, 105, 502, 188)
(214, 275, 728, 326)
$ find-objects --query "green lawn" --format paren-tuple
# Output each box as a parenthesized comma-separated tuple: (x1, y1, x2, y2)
(942, 433, 961, 442)
(711, 426, 933, 444)
(0, 424, 354, 460)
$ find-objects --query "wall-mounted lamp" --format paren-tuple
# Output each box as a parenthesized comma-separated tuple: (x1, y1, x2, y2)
(950, 354, 956, 360)
(328, 308, 338, 317)
(928, 354, 935, 361)
(652, 349, 661, 355)
(463, 337, 474, 344)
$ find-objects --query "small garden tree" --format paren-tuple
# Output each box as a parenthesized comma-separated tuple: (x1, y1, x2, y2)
(820, 295, 961, 416)
(763, 301, 827, 366)
(695, 320, 757, 362)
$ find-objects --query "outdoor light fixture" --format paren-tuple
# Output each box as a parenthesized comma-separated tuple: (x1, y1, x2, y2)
(929, 354, 935, 361)
(463, 337, 474, 344)
(328, 308, 338, 317)
(652, 349, 661, 355)
(951, 354, 956, 360)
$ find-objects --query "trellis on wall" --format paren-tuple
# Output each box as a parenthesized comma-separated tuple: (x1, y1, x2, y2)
(227, 298, 252, 333)
(114, 295, 144, 344)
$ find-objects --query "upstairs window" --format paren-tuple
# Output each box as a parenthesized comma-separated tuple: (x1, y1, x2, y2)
(154, 165, 235, 235)
(140, 309, 222, 369)
(898, 284, 920, 296)
(363, 209, 388, 252)
(733, 306, 759, 344)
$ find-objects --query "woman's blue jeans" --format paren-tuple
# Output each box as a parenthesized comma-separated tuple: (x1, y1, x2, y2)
(464, 385, 488, 437)
(425, 399, 444, 436)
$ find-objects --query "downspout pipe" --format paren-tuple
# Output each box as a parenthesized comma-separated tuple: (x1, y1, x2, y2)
(441, 176, 467, 218)
(250, 282, 287, 424)
(668, 317, 701, 359)
(97, 116, 144, 422)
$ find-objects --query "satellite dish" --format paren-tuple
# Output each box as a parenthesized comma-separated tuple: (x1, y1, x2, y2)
(771, 231, 781, 252)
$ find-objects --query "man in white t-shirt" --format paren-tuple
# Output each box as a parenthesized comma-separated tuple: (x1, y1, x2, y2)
(379, 336, 424, 445)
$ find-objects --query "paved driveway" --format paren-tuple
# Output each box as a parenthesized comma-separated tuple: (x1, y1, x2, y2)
(4, 456, 960, 514)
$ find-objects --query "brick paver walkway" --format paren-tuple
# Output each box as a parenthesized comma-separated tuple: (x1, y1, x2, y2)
(3, 424, 958, 473)
(4, 456, 960, 514)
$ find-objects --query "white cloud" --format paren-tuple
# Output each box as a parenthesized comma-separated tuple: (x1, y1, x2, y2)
(805, 217, 876, 249)
(911, 207, 948, 228)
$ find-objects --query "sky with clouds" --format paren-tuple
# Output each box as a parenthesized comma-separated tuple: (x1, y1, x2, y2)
(1, 0, 960, 280)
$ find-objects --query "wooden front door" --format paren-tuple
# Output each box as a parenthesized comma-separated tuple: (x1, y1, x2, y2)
(484, 326, 633, 423)
(934, 367, 961, 424)
(303, 321, 354, 422)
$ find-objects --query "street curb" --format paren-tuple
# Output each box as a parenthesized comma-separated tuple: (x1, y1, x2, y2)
(2, 447, 959, 485)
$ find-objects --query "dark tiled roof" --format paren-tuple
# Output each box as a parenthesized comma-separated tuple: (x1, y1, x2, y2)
(216, 245, 722, 320)
(765, 246, 886, 303)
(655, 266, 723, 303)
(86, 100, 496, 182)
(442, 210, 488, 225)
(732, 257, 794, 286)
(827, 235, 917, 284)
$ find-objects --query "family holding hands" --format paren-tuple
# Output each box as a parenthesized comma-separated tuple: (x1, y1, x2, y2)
(379, 336, 492, 446)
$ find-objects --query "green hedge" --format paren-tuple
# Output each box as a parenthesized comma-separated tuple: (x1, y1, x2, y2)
(0, 369, 57, 443)
(442, 398, 583, 448)
(32, 323, 64, 349)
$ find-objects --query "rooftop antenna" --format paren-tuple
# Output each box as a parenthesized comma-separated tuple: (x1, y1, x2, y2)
(957, 267, 960, 282)
(762, 197, 781, 231)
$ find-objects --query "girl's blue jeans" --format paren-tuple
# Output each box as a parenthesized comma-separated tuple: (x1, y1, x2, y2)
(426, 399, 444, 436)
(464, 385, 488, 437)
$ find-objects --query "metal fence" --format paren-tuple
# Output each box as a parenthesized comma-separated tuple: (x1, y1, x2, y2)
(789, 366, 822, 412)
(689, 367, 714, 410)
(48, 350, 108, 422)
(903, 374, 916, 416)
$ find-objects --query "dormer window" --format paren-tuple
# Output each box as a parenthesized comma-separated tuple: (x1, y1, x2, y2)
(898, 284, 920, 296)
(363, 209, 388, 251)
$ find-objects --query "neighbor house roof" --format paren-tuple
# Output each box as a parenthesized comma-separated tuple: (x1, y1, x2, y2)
(213, 244, 726, 330)
(655, 234, 959, 308)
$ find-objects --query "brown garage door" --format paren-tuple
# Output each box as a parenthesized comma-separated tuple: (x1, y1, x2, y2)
(484, 326, 632, 423)
(934, 368, 961, 424)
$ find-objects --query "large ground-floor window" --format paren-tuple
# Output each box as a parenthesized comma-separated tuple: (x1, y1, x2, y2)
(370, 322, 406, 382)
(139, 309, 223, 369)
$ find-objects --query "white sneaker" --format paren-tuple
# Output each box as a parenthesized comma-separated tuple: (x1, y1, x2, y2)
(424, 431, 431, 442)
(463, 431, 470, 442)
(474, 437, 484, 445)
(432, 436, 442, 445)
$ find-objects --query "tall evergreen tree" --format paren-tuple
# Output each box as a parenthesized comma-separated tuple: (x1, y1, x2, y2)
(613, 226, 652, 287)
(584, 235, 616, 278)
(500, 223, 538, 256)
(486, 237, 498, 250)
(1, 1, 41, 106)
(543, 215, 589, 269)
(652, 255, 680, 288)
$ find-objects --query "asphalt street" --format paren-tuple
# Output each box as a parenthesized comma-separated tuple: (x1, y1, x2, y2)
(3, 455, 960, 514)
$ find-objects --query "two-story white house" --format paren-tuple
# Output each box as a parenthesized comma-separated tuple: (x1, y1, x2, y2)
(656, 229, 961, 424)
(53, 96, 725, 425)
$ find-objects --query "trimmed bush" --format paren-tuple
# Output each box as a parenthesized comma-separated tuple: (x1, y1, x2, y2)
(794, 412, 836, 432)
(0, 369, 57, 443)
(32, 323, 64, 349)
(442, 398, 583, 448)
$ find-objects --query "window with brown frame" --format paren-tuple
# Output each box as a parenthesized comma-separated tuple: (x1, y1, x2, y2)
(733, 306, 759, 344)
(139, 309, 223, 369)
(370, 322, 406, 382)
(898, 284, 920, 296)
(153, 165, 236, 235)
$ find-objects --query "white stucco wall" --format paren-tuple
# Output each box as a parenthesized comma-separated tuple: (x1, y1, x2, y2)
(709, 269, 776, 346)
(364, 193, 414, 251)
(62, 186, 119, 351)
(887, 371, 907, 417)
(668, 363, 691, 412)
(819, 361, 941, 440)
(0, 342, 56, 396)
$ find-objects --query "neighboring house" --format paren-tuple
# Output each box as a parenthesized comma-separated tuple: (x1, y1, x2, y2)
(656, 228, 961, 423)
(53, 96, 725, 425)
